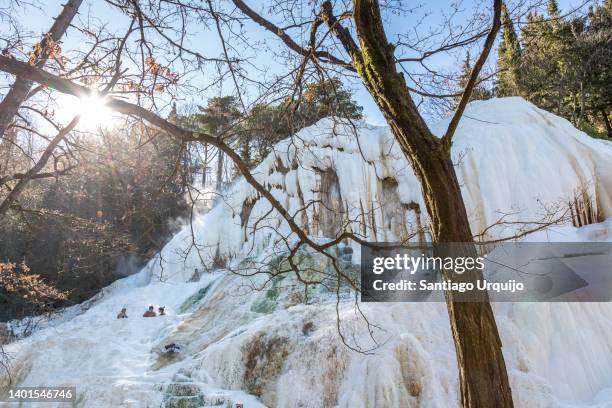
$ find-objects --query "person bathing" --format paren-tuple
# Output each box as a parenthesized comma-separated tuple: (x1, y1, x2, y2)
(187, 268, 201, 283)
(143, 306, 157, 317)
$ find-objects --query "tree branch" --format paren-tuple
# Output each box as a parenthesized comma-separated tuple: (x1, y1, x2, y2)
(0, 55, 327, 253)
(320, 1, 363, 65)
(441, 0, 502, 150)
(231, 0, 355, 71)
(0, 116, 80, 215)
(0, 0, 84, 139)
(0, 165, 77, 186)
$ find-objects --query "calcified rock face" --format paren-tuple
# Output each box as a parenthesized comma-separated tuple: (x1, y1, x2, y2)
(154, 97, 611, 278)
(3, 98, 612, 408)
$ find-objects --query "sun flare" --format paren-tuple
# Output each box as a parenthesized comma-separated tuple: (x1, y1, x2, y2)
(59, 94, 117, 131)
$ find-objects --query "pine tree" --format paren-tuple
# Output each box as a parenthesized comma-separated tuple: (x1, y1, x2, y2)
(548, 0, 560, 19)
(498, 0, 611, 138)
(495, 3, 521, 96)
(298, 78, 363, 125)
(244, 78, 363, 165)
(196, 96, 243, 189)
(519, 10, 559, 111)
(457, 51, 491, 104)
(576, 0, 612, 136)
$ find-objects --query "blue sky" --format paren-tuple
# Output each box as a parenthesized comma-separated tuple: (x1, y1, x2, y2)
(7, 0, 592, 125)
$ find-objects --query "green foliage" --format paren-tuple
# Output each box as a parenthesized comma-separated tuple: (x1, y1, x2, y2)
(41, 124, 188, 256)
(548, 0, 560, 18)
(0, 79, 362, 320)
(245, 78, 362, 164)
(580, 121, 609, 139)
(195, 96, 243, 136)
(496, 3, 522, 96)
(177, 96, 245, 185)
(299, 78, 364, 124)
(176, 78, 363, 172)
(244, 103, 290, 163)
(495, 1, 612, 138)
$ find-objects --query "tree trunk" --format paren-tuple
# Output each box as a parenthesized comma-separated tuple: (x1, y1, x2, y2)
(216, 150, 224, 190)
(420, 152, 513, 407)
(180, 146, 189, 193)
(202, 143, 209, 187)
(601, 108, 611, 139)
(578, 81, 586, 127)
(346, 0, 514, 406)
(0, 0, 83, 142)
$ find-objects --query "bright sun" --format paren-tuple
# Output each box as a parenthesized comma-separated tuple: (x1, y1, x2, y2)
(58, 94, 117, 131)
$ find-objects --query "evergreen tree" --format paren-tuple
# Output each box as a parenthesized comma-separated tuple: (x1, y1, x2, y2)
(244, 78, 363, 165)
(244, 103, 288, 163)
(578, 0, 612, 136)
(298, 78, 363, 125)
(495, 3, 521, 96)
(509, 0, 611, 137)
(457, 51, 491, 104)
(548, 0, 560, 19)
(175, 80, 363, 175)
(196, 96, 243, 189)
